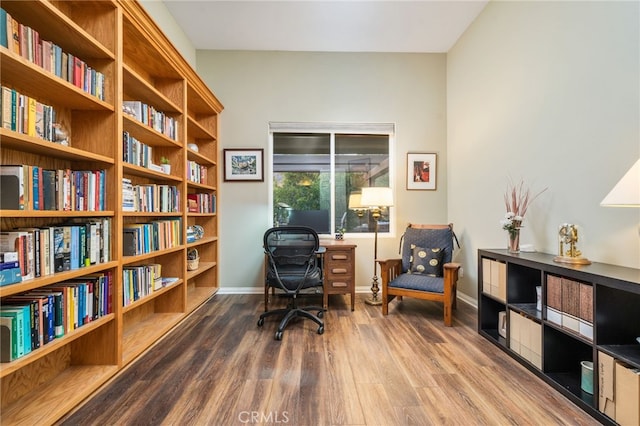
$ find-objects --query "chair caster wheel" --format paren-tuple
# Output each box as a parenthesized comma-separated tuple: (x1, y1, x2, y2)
(318, 310, 324, 318)
(257, 318, 264, 327)
(317, 326, 324, 335)
(275, 331, 283, 340)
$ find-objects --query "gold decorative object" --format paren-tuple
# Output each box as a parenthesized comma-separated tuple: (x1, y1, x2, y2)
(554, 223, 591, 265)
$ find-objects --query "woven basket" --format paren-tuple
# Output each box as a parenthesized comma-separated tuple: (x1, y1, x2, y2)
(187, 256, 200, 271)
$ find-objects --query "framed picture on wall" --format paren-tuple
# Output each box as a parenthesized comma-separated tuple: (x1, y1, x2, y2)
(224, 149, 264, 182)
(407, 152, 437, 190)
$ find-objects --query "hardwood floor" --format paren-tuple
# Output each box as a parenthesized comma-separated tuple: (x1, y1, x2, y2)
(59, 294, 601, 425)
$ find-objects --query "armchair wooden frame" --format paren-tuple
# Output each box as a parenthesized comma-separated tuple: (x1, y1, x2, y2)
(377, 224, 461, 326)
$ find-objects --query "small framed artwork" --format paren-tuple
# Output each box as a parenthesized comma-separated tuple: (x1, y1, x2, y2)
(407, 152, 437, 190)
(224, 149, 264, 182)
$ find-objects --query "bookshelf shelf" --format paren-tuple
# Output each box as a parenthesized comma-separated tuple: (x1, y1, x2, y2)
(187, 181, 216, 191)
(187, 147, 216, 165)
(0, 129, 116, 163)
(123, 115, 183, 148)
(0, 50, 114, 111)
(2, 0, 116, 59)
(122, 162, 183, 182)
(0, 1, 222, 423)
(123, 64, 182, 114)
(0, 261, 118, 297)
(0, 314, 114, 378)
(122, 278, 183, 314)
(187, 115, 216, 140)
(121, 246, 185, 265)
(478, 249, 640, 426)
(0, 364, 120, 424)
(122, 312, 183, 365)
(187, 285, 218, 313)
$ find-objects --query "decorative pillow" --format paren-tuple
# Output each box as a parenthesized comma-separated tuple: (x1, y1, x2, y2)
(409, 245, 444, 277)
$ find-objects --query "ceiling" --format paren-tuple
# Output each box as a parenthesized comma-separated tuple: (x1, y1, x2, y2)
(162, 1, 489, 53)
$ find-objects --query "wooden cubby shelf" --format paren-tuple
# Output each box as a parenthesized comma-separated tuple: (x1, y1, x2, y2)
(0, 1, 222, 423)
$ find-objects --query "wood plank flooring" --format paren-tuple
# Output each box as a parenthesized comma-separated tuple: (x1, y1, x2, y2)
(59, 294, 601, 425)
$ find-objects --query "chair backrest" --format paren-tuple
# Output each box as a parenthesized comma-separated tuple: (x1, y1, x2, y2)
(400, 224, 455, 273)
(264, 226, 320, 267)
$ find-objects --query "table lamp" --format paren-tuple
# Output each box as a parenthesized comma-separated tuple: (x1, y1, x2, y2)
(600, 158, 640, 207)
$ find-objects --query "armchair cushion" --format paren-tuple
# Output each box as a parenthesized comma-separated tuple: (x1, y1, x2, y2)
(401, 226, 453, 273)
(389, 273, 444, 294)
(409, 245, 444, 277)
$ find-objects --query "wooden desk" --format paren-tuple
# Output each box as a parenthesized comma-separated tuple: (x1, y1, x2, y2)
(322, 240, 357, 311)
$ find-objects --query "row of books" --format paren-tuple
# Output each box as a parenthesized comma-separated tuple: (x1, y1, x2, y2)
(187, 161, 208, 185)
(122, 179, 181, 213)
(123, 131, 154, 168)
(122, 264, 178, 307)
(1, 85, 57, 141)
(122, 101, 178, 141)
(0, 272, 113, 362)
(122, 219, 182, 257)
(0, 219, 111, 285)
(546, 274, 593, 340)
(187, 193, 216, 214)
(0, 8, 106, 101)
(0, 165, 106, 212)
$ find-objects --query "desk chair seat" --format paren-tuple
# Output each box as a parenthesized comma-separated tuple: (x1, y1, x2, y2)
(258, 226, 325, 340)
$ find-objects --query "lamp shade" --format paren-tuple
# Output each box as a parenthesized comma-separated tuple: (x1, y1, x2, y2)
(600, 158, 640, 207)
(360, 187, 394, 207)
(348, 193, 364, 209)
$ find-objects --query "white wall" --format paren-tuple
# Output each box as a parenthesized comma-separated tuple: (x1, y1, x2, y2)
(139, 0, 196, 67)
(196, 51, 448, 291)
(447, 1, 640, 298)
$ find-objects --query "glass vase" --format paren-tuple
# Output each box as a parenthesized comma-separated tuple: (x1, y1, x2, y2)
(508, 229, 520, 253)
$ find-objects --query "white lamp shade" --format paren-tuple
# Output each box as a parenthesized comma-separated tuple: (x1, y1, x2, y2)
(600, 158, 640, 207)
(348, 193, 364, 209)
(360, 187, 394, 207)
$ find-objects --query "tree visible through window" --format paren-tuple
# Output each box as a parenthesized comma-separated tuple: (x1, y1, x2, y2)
(270, 124, 393, 236)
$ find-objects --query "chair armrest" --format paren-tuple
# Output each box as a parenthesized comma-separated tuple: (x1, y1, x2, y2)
(444, 262, 461, 271)
(443, 262, 461, 288)
(376, 258, 403, 286)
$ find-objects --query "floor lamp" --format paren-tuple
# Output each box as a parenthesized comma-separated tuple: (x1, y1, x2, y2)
(360, 187, 394, 306)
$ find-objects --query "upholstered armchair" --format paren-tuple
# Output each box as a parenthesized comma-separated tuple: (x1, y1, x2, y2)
(377, 224, 461, 326)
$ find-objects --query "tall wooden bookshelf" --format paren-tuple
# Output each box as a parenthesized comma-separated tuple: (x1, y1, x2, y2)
(0, 1, 222, 423)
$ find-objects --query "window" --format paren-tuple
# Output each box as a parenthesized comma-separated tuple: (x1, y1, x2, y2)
(270, 122, 394, 236)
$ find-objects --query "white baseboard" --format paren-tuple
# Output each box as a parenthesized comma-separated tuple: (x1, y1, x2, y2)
(217, 287, 264, 295)
(218, 286, 479, 309)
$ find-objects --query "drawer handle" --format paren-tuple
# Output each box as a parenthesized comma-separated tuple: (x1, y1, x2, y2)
(331, 268, 347, 274)
(331, 255, 348, 260)
(331, 282, 348, 288)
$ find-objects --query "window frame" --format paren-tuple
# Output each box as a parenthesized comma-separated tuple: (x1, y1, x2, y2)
(268, 122, 396, 238)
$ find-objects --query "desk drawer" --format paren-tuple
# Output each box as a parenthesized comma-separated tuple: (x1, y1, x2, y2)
(327, 250, 353, 262)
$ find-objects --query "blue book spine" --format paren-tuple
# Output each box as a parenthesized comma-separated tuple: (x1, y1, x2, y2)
(0, 267, 22, 286)
(32, 166, 39, 210)
(53, 44, 62, 78)
(45, 294, 54, 343)
(70, 226, 79, 270)
(0, 261, 20, 270)
(0, 8, 7, 48)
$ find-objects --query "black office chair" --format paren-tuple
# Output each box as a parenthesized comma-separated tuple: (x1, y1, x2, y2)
(258, 226, 325, 340)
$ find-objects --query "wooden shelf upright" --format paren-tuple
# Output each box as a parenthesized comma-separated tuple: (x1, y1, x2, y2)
(0, 1, 223, 423)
